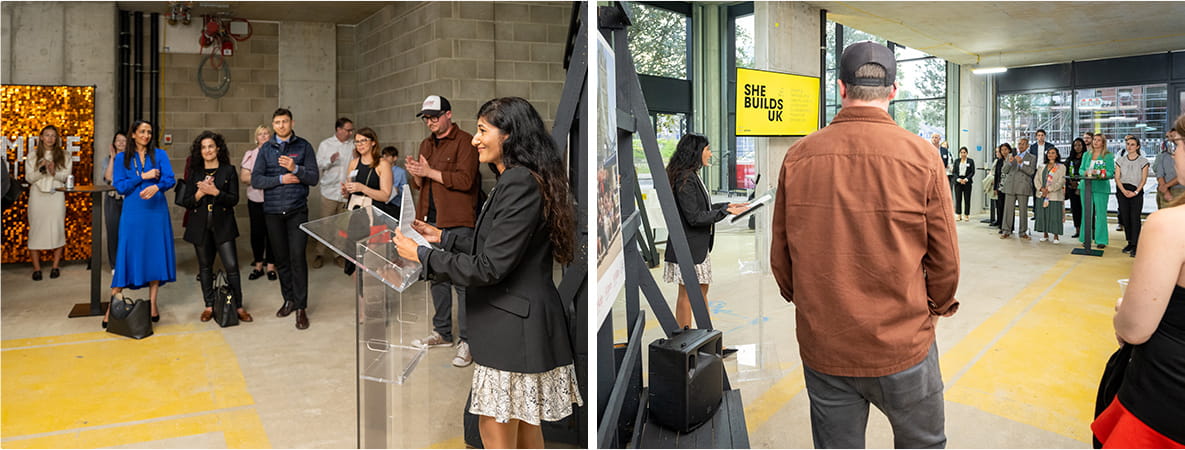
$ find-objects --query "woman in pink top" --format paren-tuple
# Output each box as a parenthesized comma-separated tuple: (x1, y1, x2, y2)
(240, 125, 277, 281)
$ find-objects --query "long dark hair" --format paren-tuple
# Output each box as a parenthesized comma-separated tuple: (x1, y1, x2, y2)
(36, 125, 67, 169)
(476, 97, 575, 264)
(666, 134, 710, 190)
(123, 120, 156, 169)
(1043, 146, 1062, 165)
(353, 127, 380, 169)
(1000, 142, 1014, 157)
(187, 130, 230, 181)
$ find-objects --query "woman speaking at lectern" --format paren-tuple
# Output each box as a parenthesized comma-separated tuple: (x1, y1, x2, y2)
(394, 97, 582, 449)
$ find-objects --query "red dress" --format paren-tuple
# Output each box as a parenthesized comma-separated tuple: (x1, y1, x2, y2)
(1093, 397, 1184, 449)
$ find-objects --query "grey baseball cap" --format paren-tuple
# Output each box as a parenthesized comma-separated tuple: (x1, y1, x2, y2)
(839, 41, 896, 87)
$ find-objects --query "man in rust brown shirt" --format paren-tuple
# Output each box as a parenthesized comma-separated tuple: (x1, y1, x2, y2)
(770, 42, 959, 449)
(406, 94, 480, 367)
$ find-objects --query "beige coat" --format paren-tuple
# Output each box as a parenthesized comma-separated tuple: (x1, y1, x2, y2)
(1033, 163, 1066, 202)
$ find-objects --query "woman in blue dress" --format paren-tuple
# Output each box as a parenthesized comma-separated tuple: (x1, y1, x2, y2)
(103, 120, 177, 327)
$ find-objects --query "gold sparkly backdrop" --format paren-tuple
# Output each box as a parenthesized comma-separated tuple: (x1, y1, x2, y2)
(2, 85, 96, 264)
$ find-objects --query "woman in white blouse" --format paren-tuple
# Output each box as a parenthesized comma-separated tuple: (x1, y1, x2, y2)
(25, 125, 72, 280)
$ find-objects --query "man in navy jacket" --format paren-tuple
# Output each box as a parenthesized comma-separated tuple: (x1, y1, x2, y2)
(253, 108, 319, 329)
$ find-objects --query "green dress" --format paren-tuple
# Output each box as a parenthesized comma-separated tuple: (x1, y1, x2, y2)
(1078, 152, 1115, 246)
(1034, 164, 1064, 235)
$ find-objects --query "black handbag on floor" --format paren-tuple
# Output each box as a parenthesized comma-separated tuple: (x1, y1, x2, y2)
(107, 296, 153, 339)
(211, 271, 239, 328)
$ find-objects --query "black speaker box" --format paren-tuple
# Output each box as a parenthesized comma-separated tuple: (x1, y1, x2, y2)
(647, 328, 724, 432)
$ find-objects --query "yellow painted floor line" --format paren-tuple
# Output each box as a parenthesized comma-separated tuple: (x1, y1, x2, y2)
(2, 327, 267, 448)
(1, 407, 270, 449)
(612, 318, 660, 342)
(429, 435, 468, 449)
(1, 323, 204, 350)
(743, 364, 805, 433)
(939, 255, 1082, 386)
(942, 253, 1129, 443)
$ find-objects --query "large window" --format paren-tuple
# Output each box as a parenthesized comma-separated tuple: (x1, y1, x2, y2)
(732, 11, 756, 190)
(627, 3, 690, 80)
(996, 84, 1167, 213)
(823, 21, 948, 138)
(997, 90, 1075, 156)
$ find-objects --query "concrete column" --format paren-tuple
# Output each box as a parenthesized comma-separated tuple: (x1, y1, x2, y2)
(279, 22, 337, 143)
(960, 66, 991, 214)
(753, 2, 821, 270)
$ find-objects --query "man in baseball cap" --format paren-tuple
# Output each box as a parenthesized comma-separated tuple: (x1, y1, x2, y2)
(406, 94, 480, 367)
(416, 95, 452, 118)
(771, 40, 959, 448)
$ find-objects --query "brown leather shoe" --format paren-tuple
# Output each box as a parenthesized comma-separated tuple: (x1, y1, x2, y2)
(200, 309, 213, 322)
(310, 256, 323, 269)
(295, 309, 309, 330)
(237, 309, 254, 322)
(276, 301, 295, 318)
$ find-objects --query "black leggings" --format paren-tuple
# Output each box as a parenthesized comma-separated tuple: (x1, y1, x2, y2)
(954, 182, 973, 215)
(1116, 184, 1144, 247)
(247, 200, 273, 266)
(194, 234, 243, 308)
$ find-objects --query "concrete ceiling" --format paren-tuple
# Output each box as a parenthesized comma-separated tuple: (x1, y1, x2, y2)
(116, 2, 387, 25)
(804, 1, 1185, 69)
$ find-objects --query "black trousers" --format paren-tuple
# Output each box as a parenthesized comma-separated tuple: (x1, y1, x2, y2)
(1068, 188, 1083, 233)
(994, 191, 1006, 226)
(194, 234, 242, 308)
(1116, 184, 1143, 247)
(265, 207, 309, 309)
(954, 183, 973, 215)
(104, 195, 123, 269)
(247, 200, 273, 265)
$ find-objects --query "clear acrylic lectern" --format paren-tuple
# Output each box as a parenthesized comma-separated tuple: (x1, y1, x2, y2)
(301, 186, 446, 448)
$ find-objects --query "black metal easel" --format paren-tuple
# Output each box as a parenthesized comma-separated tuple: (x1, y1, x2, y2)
(596, 3, 748, 448)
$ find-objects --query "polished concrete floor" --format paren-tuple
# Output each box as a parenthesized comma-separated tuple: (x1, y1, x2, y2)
(1, 238, 480, 448)
(2, 207, 1133, 449)
(609, 211, 1131, 449)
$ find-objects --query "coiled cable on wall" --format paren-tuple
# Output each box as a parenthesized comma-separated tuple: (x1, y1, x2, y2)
(197, 53, 231, 98)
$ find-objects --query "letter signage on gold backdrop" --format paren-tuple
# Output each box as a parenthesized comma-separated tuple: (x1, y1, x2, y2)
(1, 84, 96, 263)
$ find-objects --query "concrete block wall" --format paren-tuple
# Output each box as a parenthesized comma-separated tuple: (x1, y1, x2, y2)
(336, 25, 357, 121)
(349, 1, 572, 195)
(1, 1, 119, 182)
(160, 21, 279, 162)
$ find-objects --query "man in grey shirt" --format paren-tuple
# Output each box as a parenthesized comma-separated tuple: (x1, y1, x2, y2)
(1154, 130, 1183, 209)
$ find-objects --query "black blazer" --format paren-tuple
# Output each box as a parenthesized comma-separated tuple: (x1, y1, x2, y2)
(954, 158, 975, 182)
(421, 166, 572, 374)
(177, 164, 240, 246)
(664, 172, 728, 265)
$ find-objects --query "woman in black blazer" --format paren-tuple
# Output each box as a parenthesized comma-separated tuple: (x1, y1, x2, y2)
(953, 146, 976, 221)
(663, 134, 747, 329)
(394, 97, 581, 448)
(178, 131, 251, 323)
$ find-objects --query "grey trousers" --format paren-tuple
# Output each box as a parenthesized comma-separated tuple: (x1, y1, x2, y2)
(803, 341, 947, 449)
(431, 226, 472, 342)
(1002, 193, 1029, 235)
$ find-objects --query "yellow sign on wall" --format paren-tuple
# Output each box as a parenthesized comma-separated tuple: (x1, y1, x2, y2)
(736, 68, 820, 136)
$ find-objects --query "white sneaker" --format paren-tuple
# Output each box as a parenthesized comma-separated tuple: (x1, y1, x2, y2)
(412, 331, 454, 349)
(452, 341, 472, 367)
(1039, 237, 1048, 242)
(1053, 238, 1060, 244)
